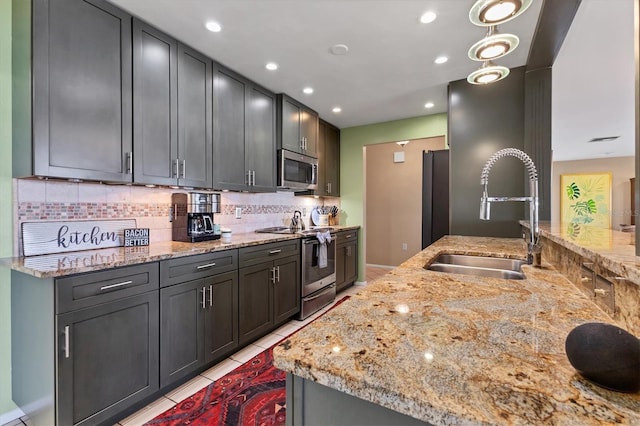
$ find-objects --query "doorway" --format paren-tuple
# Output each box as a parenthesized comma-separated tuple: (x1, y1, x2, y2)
(364, 136, 446, 268)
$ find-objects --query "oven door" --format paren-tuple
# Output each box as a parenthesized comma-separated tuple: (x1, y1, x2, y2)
(301, 235, 336, 296)
(279, 150, 318, 190)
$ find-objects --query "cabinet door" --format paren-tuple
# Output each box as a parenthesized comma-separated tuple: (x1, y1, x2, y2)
(203, 271, 239, 363)
(273, 255, 300, 326)
(160, 279, 205, 387)
(280, 96, 302, 153)
(300, 107, 319, 157)
(238, 261, 273, 345)
(177, 44, 212, 188)
(212, 64, 248, 191)
(344, 241, 358, 287)
(33, 0, 132, 182)
(324, 123, 340, 196)
(335, 244, 347, 292)
(132, 19, 178, 186)
(246, 85, 276, 192)
(317, 121, 327, 196)
(57, 292, 159, 426)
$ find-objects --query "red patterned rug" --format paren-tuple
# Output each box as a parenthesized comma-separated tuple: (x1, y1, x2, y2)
(145, 295, 350, 426)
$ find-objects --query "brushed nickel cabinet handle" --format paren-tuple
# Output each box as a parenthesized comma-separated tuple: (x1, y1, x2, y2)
(271, 267, 276, 284)
(173, 159, 179, 177)
(181, 159, 186, 179)
(64, 326, 70, 359)
(126, 152, 133, 174)
(208, 285, 213, 307)
(276, 266, 280, 283)
(202, 287, 207, 309)
(269, 249, 282, 255)
(196, 262, 217, 270)
(100, 280, 133, 291)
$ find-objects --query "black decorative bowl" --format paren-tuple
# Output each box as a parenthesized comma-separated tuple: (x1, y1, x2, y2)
(565, 322, 640, 392)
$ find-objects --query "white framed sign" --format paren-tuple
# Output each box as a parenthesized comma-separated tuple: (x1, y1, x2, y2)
(22, 219, 137, 256)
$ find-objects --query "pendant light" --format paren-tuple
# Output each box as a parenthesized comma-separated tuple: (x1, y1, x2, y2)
(468, 26, 519, 61)
(469, 0, 533, 26)
(467, 61, 510, 85)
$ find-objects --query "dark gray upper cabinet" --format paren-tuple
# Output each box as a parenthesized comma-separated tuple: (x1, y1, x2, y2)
(212, 63, 276, 192)
(317, 120, 340, 197)
(177, 44, 213, 188)
(277, 94, 319, 158)
(32, 0, 133, 182)
(132, 19, 178, 186)
(133, 21, 212, 187)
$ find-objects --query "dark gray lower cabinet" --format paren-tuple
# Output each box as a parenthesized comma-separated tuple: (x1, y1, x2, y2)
(238, 240, 300, 345)
(336, 229, 359, 292)
(57, 293, 159, 426)
(160, 271, 238, 387)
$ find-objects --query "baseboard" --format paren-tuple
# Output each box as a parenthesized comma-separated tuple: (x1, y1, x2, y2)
(0, 407, 25, 425)
(365, 264, 395, 270)
(354, 281, 367, 286)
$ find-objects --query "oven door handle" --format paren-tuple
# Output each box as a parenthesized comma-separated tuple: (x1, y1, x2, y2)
(302, 283, 336, 302)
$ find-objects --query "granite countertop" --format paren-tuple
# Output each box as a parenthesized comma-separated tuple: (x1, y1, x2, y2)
(273, 235, 640, 425)
(3, 225, 360, 278)
(530, 221, 640, 287)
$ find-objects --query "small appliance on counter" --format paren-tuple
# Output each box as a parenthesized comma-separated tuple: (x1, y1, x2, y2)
(171, 192, 221, 242)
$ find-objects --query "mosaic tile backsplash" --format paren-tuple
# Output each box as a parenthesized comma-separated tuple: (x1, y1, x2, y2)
(13, 178, 337, 256)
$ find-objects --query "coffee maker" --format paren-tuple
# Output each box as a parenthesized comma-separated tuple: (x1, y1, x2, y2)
(171, 192, 221, 242)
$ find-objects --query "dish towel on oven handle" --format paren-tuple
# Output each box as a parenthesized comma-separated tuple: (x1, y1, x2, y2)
(316, 230, 332, 268)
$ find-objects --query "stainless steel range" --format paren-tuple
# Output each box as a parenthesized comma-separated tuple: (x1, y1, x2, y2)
(255, 226, 337, 320)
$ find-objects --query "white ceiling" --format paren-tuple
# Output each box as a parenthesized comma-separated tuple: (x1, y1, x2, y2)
(552, 0, 635, 161)
(108, 0, 543, 129)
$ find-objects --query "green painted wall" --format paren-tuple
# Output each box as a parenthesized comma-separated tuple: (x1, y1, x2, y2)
(0, 0, 18, 417)
(339, 113, 448, 281)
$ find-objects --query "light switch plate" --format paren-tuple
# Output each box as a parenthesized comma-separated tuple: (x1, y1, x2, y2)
(235, 207, 242, 219)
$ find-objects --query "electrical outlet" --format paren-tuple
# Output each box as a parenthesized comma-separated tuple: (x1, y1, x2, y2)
(303, 208, 307, 216)
(235, 207, 242, 219)
(402, 243, 408, 251)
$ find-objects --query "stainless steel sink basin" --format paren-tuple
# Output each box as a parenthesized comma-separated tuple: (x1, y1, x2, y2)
(426, 254, 526, 280)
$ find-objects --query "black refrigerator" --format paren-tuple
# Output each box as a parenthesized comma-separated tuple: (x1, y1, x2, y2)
(422, 149, 450, 248)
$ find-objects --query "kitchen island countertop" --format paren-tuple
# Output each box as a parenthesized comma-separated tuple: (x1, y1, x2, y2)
(273, 235, 640, 425)
(2, 225, 360, 278)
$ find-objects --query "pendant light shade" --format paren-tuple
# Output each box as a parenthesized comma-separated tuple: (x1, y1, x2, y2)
(469, 0, 532, 26)
(468, 30, 519, 61)
(467, 61, 510, 85)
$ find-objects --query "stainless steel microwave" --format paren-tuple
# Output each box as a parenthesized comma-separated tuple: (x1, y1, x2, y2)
(278, 149, 318, 190)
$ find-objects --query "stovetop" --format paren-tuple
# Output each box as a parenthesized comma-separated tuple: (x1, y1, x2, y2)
(254, 226, 335, 236)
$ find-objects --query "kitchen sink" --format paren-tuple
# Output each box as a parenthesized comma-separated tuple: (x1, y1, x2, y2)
(426, 254, 526, 280)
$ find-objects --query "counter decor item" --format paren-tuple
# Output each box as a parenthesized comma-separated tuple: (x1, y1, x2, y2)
(221, 228, 232, 242)
(565, 322, 640, 392)
(124, 228, 149, 247)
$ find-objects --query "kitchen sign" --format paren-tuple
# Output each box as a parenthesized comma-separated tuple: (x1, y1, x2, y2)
(22, 219, 137, 256)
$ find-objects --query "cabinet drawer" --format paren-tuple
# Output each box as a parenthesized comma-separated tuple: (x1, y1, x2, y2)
(239, 240, 300, 268)
(160, 250, 237, 287)
(56, 263, 159, 314)
(336, 230, 358, 245)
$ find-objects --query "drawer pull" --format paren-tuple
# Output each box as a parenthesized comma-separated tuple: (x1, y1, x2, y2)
(64, 326, 70, 359)
(196, 262, 217, 270)
(269, 249, 282, 255)
(302, 283, 336, 301)
(345, 235, 352, 239)
(100, 280, 133, 291)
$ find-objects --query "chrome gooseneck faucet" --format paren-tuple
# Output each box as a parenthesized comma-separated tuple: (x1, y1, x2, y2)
(480, 148, 541, 266)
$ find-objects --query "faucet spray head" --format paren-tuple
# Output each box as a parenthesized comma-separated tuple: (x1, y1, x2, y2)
(480, 197, 490, 220)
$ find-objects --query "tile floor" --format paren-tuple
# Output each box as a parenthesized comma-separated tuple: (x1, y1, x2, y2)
(3, 283, 368, 426)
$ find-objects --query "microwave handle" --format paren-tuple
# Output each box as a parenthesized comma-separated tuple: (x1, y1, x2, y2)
(312, 163, 318, 185)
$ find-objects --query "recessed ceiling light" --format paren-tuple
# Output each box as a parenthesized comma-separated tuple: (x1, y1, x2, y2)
(420, 11, 437, 24)
(424, 102, 434, 109)
(332, 107, 342, 113)
(265, 62, 278, 71)
(330, 44, 349, 55)
(303, 87, 314, 94)
(205, 21, 222, 32)
(434, 56, 448, 64)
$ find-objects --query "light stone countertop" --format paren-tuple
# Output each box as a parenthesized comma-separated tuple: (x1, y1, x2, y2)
(2, 225, 360, 278)
(272, 235, 640, 425)
(532, 221, 640, 287)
